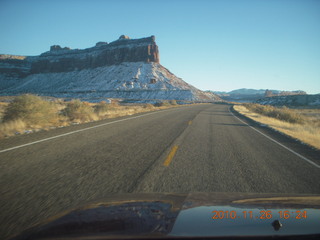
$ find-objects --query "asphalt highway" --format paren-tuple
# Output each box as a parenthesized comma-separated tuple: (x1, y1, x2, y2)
(1, 103, 320, 239)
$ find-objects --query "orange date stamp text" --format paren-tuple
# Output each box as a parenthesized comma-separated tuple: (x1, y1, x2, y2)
(211, 210, 307, 220)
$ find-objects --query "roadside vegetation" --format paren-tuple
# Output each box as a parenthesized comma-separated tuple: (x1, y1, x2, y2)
(0, 94, 181, 138)
(234, 103, 320, 149)
(3, 94, 60, 126)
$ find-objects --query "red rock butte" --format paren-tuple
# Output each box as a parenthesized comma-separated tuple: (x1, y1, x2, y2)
(0, 35, 160, 76)
(0, 35, 220, 102)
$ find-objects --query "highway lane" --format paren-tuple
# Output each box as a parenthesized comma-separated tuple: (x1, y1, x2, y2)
(134, 105, 320, 193)
(1, 103, 320, 239)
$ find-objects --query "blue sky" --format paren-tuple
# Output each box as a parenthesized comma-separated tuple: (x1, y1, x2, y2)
(0, 0, 319, 93)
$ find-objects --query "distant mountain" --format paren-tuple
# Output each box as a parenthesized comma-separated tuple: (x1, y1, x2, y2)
(211, 88, 306, 102)
(256, 95, 320, 107)
(0, 35, 220, 102)
(228, 88, 267, 95)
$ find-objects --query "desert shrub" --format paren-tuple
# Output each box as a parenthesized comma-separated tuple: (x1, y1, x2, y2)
(169, 100, 178, 105)
(3, 94, 58, 127)
(94, 101, 109, 114)
(267, 107, 302, 123)
(52, 98, 65, 104)
(154, 101, 171, 107)
(162, 101, 171, 107)
(108, 100, 118, 106)
(62, 99, 97, 122)
(144, 103, 154, 109)
(244, 103, 264, 114)
(244, 103, 304, 124)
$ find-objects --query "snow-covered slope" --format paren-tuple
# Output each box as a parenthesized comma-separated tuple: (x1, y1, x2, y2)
(1, 62, 217, 101)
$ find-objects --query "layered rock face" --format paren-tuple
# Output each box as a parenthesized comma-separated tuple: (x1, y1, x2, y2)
(0, 55, 30, 78)
(0, 35, 219, 102)
(31, 36, 159, 74)
(1, 35, 159, 76)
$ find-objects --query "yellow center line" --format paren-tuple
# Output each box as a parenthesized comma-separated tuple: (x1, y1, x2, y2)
(163, 145, 179, 167)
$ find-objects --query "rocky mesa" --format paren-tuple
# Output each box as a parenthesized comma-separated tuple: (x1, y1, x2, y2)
(31, 35, 159, 74)
(0, 35, 219, 102)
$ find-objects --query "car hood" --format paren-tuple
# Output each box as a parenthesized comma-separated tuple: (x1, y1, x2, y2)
(10, 192, 320, 239)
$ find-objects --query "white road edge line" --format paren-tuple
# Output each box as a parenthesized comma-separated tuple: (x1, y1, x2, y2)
(0, 108, 174, 154)
(229, 107, 320, 169)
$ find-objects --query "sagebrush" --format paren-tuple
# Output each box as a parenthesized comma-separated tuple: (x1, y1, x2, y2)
(244, 103, 303, 124)
(62, 99, 97, 122)
(3, 94, 59, 127)
(0, 95, 179, 138)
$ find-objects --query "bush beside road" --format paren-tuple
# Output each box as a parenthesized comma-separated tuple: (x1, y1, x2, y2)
(234, 103, 320, 150)
(0, 95, 182, 138)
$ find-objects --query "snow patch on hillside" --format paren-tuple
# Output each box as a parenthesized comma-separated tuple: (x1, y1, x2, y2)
(1, 62, 216, 101)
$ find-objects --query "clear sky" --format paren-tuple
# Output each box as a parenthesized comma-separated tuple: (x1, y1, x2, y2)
(0, 0, 319, 94)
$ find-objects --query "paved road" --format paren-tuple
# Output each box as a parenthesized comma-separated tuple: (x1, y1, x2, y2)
(1, 103, 320, 239)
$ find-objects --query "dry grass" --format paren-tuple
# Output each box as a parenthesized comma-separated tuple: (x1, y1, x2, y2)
(234, 104, 320, 150)
(0, 119, 27, 138)
(100, 103, 174, 119)
(0, 102, 9, 120)
(243, 103, 303, 124)
(0, 95, 182, 139)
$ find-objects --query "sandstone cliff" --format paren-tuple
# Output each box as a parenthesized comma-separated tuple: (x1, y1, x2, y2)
(1, 35, 159, 77)
(0, 35, 219, 102)
(31, 35, 159, 74)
